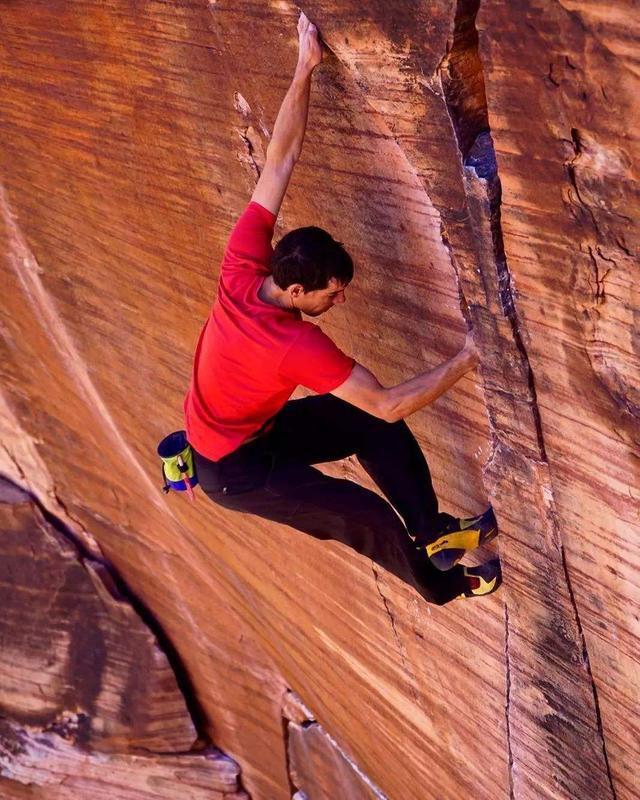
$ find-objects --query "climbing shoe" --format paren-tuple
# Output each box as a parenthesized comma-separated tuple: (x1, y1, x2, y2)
(460, 559, 502, 598)
(426, 506, 498, 571)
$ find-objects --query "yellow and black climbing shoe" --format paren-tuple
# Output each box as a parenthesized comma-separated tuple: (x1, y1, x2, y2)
(460, 559, 502, 598)
(426, 506, 498, 572)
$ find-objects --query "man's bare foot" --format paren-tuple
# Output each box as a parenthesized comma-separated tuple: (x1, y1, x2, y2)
(297, 12, 322, 71)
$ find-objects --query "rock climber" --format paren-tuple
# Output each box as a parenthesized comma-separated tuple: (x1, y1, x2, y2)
(184, 13, 501, 604)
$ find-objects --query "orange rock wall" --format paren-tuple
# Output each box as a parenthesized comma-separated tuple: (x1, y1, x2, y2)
(1, 1, 638, 798)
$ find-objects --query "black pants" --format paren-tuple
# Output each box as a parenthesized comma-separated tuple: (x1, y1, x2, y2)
(192, 395, 467, 605)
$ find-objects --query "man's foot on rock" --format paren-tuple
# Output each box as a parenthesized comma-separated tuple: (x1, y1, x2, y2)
(426, 506, 498, 571)
(459, 559, 502, 598)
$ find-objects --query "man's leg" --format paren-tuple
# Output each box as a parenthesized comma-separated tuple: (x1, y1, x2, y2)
(269, 394, 454, 544)
(272, 396, 498, 573)
(194, 446, 467, 605)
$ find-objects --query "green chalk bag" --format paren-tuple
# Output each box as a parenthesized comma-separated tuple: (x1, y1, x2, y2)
(157, 430, 198, 500)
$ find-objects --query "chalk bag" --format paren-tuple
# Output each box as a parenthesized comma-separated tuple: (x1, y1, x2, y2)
(157, 430, 198, 499)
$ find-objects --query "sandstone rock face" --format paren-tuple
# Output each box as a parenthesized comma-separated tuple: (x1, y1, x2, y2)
(0, 2, 637, 799)
(0, 719, 247, 800)
(0, 485, 196, 754)
(0, 481, 249, 798)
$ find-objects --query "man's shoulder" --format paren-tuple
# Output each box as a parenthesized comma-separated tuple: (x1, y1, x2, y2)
(229, 202, 277, 243)
(223, 202, 276, 273)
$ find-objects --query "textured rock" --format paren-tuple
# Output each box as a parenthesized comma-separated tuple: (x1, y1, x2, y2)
(0, 1, 638, 799)
(283, 690, 386, 799)
(0, 719, 247, 800)
(288, 721, 385, 800)
(0, 488, 198, 754)
(0, 482, 249, 797)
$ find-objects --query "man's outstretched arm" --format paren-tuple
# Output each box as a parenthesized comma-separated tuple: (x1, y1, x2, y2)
(251, 13, 322, 216)
(332, 333, 480, 422)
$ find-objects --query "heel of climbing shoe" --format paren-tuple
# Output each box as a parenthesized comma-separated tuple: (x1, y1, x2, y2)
(460, 559, 502, 598)
(426, 506, 498, 571)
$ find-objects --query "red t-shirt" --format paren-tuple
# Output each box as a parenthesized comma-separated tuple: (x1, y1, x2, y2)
(184, 202, 355, 460)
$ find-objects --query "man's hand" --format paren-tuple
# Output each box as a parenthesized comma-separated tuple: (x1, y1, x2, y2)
(297, 12, 322, 73)
(250, 12, 322, 216)
(333, 333, 481, 423)
(460, 331, 480, 370)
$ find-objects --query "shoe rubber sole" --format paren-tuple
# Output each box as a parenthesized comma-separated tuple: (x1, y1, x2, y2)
(459, 559, 502, 598)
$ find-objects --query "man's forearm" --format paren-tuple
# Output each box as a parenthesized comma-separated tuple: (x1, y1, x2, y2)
(384, 350, 476, 421)
(267, 65, 314, 165)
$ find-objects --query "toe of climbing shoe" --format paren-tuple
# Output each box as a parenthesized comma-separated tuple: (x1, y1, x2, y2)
(460, 505, 498, 544)
(425, 506, 498, 572)
(460, 559, 502, 598)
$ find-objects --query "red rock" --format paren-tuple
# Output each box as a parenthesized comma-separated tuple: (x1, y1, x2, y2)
(288, 720, 384, 800)
(0, 719, 245, 799)
(0, 2, 637, 799)
(0, 491, 197, 754)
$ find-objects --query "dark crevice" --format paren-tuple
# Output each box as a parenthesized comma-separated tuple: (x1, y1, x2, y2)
(438, 0, 549, 461)
(465, 132, 548, 461)
(438, 0, 489, 158)
(547, 63, 560, 87)
(438, 2, 617, 796)
(0, 473, 250, 795)
(586, 245, 611, 304)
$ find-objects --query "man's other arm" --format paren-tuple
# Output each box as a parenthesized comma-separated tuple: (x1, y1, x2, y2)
(251, 13, 322, 217)
(332, 333, 480, 422)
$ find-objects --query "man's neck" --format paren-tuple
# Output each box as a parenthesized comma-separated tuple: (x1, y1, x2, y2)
(259, 275, 293, 311)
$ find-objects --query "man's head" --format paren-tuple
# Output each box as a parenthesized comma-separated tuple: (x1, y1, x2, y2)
(271, 226, 353, 316)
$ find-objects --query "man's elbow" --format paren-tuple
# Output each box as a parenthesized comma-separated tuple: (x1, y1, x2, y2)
(377, 391, 404, 424)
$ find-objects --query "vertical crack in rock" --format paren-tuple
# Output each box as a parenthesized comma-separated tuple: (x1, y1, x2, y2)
(586, 245, 611, 305)
(437, 2, 616, 797)
(439, 0, 547, 460)
(559, 543, 618, 800)
(437, 0, 488, 160)
(237, 127, 263, 180)
(464, 132, 548, 462)
(503, 605, 514, 800)
(566, 128, 603, 238)
(370, 563, 421, 707)
(370, 562, 401, 646)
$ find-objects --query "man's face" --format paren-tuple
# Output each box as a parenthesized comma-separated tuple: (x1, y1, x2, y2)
(291, 277, 348, 317)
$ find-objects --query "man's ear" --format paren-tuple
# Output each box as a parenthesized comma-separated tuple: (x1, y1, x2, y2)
(290, 283, 305, 298)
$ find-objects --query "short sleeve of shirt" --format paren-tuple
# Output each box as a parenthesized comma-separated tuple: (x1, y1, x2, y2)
(279, 325, 355, 394)
(223, 201, 277, 275)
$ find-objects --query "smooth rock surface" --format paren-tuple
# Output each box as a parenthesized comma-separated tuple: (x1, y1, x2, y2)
(288, 721, 385, 800)
(0, 1, 638, 799)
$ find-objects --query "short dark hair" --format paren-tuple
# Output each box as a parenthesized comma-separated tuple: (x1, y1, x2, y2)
(271, 226, 353, 292)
